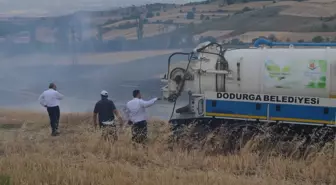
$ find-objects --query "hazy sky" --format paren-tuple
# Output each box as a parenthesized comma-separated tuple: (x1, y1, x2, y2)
(0, 0, 203, 17)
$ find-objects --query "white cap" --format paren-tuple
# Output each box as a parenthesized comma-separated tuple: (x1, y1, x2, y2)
(101, 90, 108, 96)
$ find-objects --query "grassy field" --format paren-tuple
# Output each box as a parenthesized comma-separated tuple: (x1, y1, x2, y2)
(0, 109, 335, 185)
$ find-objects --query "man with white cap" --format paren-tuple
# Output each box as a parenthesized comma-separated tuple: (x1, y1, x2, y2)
(93, 90, 123, 141)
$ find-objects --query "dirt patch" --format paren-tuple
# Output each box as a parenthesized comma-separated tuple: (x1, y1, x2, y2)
(194, 30, 234, 40)
(0, 123, 23, 130)
(274, 1, 336, 17)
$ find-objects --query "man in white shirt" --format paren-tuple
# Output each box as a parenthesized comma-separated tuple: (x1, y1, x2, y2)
(38, 83, 64, 136)
(125, 89, 160, 144)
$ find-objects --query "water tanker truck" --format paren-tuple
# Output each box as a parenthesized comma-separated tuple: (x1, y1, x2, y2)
(160, 38, 336, 146)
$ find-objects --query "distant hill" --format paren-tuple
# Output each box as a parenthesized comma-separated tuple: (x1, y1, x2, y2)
(93, 0, 336, 43)
(1, 0, 336, 50)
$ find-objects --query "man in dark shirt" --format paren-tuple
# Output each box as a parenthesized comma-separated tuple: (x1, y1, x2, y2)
(93, 90, 123, 141)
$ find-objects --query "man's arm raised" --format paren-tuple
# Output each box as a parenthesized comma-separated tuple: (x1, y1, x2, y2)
(55, 91, 64, 100)
(139, 97, 160, 108)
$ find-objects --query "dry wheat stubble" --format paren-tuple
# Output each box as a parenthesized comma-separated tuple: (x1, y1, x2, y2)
(0, 111, 335, 185)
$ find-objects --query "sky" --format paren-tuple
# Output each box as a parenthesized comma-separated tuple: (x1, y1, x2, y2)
(0, 0, 204, 17)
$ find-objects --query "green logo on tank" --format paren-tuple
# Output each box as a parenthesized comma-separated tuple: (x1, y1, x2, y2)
(305, 60, 327, 89)
(264, 59, 327, 89)
(265, 60, 291, 81)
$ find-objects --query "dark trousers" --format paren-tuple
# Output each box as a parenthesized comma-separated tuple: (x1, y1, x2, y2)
(47, 106, 60, 133)
(131, 120, 148, 144)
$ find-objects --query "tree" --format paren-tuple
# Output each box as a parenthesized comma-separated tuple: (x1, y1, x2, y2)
(54, 17, 70, 47)
(199, 36, 217, 43)
(164, 20, 174, 24)
(332, 37, 336, 42)
(146, 12, 154, 18)
(321, 23, 329, 30)
(312, 36, 324, 43)
(242, 7, 252, 12)
(186, 11, 195, 19)
(136, 18, 144, 40)
(227, 0, 235, 5)
(268, 34, 277, 42)
(231, 38, 241, 44)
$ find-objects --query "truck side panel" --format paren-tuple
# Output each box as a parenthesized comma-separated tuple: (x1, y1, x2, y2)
(269, 104, 335, 124)
(204, 91, 336, 125)
(205, 100, 267, 119)
(205, 99, 335, 125)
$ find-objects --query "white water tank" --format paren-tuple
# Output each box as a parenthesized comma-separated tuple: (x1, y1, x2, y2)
(220, 47, 336, 98)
